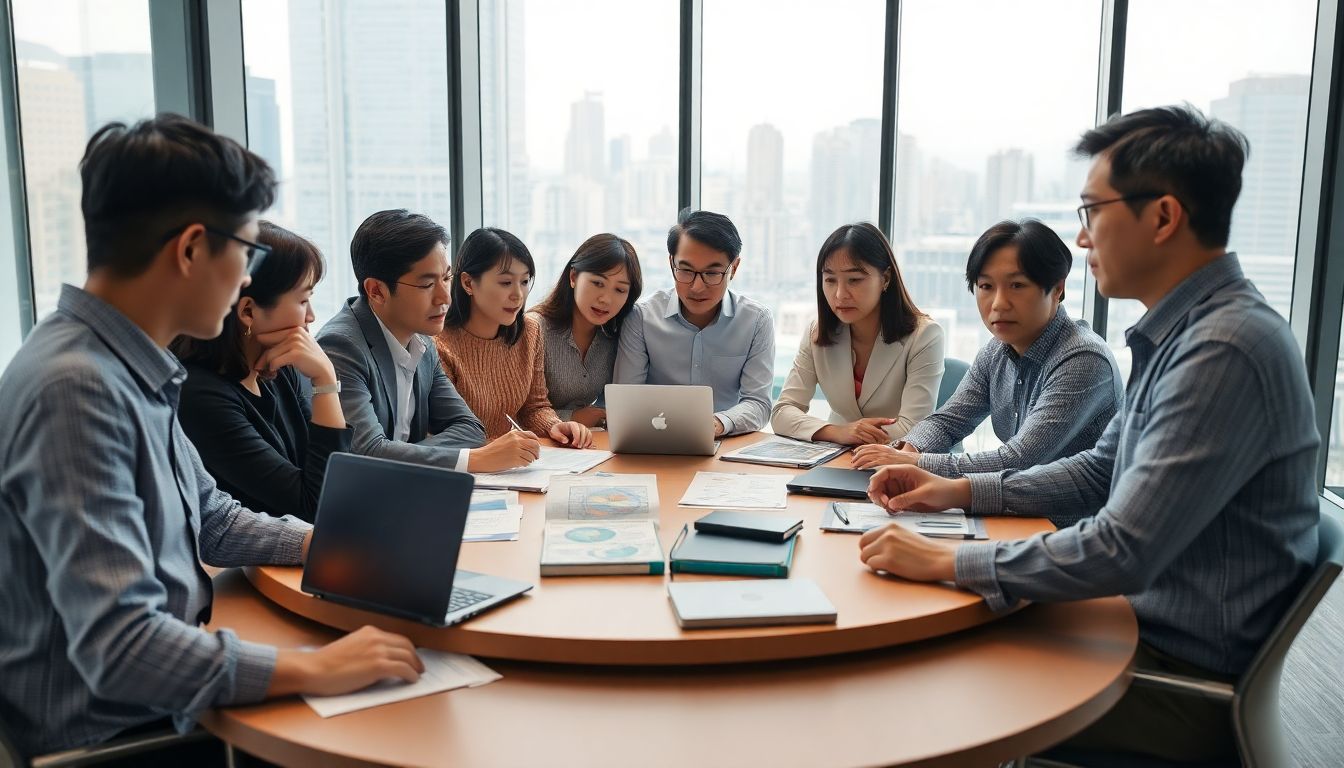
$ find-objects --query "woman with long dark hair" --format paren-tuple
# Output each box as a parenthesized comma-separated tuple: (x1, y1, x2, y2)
(529, 233, 644, 428)
(173, 221, 351, 521)
(436, 227, 593, 447)
(771, 222, 944, 445)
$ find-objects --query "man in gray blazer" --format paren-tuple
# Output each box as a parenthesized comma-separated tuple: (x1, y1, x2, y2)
(318, 209, 539, 472)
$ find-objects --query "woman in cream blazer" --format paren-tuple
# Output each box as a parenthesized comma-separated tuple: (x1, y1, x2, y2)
(772, 223, 944, 445)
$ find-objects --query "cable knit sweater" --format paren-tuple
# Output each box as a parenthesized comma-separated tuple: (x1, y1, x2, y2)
(436, 314, 562, 440)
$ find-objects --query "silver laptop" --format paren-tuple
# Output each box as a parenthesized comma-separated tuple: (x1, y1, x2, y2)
(302, 453, 532, 626)
(667, 579, 838, 628)
(605, 384, 718, 455)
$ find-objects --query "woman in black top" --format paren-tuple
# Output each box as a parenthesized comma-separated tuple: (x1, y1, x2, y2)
(173, 221, 351, 522)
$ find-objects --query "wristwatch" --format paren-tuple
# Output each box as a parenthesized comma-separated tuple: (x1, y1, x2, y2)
(312, 381, 342, 395)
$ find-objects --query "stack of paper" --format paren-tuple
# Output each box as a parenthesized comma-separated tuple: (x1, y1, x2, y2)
(473, 447, 614, 492)
(678, 471, 790, 510)
(303, 650, 501, 718)
(464, 489, 524, 542)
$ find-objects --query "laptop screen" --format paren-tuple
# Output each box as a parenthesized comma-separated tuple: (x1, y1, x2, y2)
(303, 453, 473, 622)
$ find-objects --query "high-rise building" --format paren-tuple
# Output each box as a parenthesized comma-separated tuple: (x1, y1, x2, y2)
(67, 52, 153, 135)
(245, 71, 283, 179)
(985, 148, 1034, 225)
(809, 118, 881, 242)
(287, 0, 453, 322)
(1211, 74, 1310, 317)
(745, 123, 783, 214)
(479, 0, 530, 238)
(15, 43, 89, 316)
(564, 92, 606, 182)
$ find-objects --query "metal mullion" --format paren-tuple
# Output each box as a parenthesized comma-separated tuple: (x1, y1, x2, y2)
(876, 0, 900, 240)
(0, 0, 34, 346)
(1298, 0, 1344, 489)
(1086, 0, 1128, 338)
(677, 0, 702, 213)
(447, 0, 485, 257)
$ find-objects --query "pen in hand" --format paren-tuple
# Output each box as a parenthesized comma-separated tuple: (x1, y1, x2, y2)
(505, 414, 524, 433)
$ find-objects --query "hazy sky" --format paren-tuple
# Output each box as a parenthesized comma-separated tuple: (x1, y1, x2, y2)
(14, 0, 1320, 188)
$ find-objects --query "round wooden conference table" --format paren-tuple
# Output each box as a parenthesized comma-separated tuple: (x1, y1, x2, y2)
(203, 432, 1138, 767)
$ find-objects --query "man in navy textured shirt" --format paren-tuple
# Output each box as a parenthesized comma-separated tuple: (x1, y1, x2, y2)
(0, 115, 424, 760)
(857, 105, 1319, 763)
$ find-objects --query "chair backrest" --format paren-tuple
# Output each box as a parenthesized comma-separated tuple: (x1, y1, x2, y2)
(1232, 500, 1344, 768)
(936, 358, 970, 410)
(935, 358, 970, 453)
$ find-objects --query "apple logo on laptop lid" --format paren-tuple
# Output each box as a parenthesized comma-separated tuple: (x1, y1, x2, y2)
(652, 412, 667, 430)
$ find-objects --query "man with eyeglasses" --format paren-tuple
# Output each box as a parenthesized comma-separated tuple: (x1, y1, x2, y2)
(0, 116, 428, 762)
(315, 209, 540, 474)
(855, 105, 1319, 763)
(614, 208, 775, 436)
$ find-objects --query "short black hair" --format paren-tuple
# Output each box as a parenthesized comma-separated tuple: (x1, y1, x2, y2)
(444, 227, 536, 346)
(533, 233, 644, 338)
(1074, 104, 1249, 248)
(667, 208, 742, 261)
(171, 221, 325, 379)
(814, 222, 925, 347)
(80, 113, 276, 278)
(349, 209, 449, 298)
(965, 219, 1072, 301)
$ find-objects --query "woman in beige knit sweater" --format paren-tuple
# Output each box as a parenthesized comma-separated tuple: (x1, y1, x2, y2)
(437, 228, 593, 448)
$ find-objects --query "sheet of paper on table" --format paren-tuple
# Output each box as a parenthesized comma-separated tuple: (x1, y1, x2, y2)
(678, 471, 790, 509)
(303, 650, 501, 718)
(473, 447, 614, 492)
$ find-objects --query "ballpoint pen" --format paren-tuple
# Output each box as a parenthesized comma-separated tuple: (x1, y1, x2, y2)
(831, 503, 851, 526)
(505, 414, 524, 432)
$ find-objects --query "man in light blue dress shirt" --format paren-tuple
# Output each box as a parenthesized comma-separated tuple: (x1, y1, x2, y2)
(614, 209, 775, 436)
(0, 116, 424, 759)
(857, 106, 1319, 763)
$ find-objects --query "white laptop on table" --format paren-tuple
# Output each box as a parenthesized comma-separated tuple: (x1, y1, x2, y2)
(604, 384, 719, 456)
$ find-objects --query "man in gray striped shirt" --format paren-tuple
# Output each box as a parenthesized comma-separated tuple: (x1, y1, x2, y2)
(853, 220, 1122, 517)
(858, 106, 1319, 763)
(0, 116, 422, 759)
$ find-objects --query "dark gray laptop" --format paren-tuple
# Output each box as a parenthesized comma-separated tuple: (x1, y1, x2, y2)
(786, 466, 876, 499)
(302, 453, 532, 626)
(605, 384, 719, 455)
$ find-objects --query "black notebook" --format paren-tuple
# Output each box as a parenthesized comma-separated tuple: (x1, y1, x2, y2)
(694, 510, 803, 542)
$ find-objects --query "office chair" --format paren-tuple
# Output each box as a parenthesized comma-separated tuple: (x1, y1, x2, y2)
(936, 357, 970, 452)
(1022, 499, 1344, 768)
(0, 720, 222, 768)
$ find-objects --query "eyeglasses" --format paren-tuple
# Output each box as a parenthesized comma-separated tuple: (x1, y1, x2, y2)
(397, 272, 453, 291)
(204, 227, 272, 274)
(1076, 192, 1166, 231)
(159, 224, 272, 274)
(671, 266, 729, 286)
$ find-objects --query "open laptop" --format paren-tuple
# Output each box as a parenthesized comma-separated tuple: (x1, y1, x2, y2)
(605, 384, 719, 456)
(302, 453, 532, 626)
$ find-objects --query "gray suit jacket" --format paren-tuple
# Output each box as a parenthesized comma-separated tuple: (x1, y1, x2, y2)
(317, 297, 485, 468)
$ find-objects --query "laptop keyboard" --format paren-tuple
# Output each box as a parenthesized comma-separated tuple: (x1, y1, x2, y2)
(448, 586, 493, 614)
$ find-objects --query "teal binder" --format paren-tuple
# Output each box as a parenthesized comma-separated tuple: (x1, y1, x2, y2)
(669, 528, 797, 577)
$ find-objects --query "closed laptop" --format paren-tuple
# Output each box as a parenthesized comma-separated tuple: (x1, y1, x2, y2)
(786, 466, 875, 499)
(667, 579, 837, 628)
